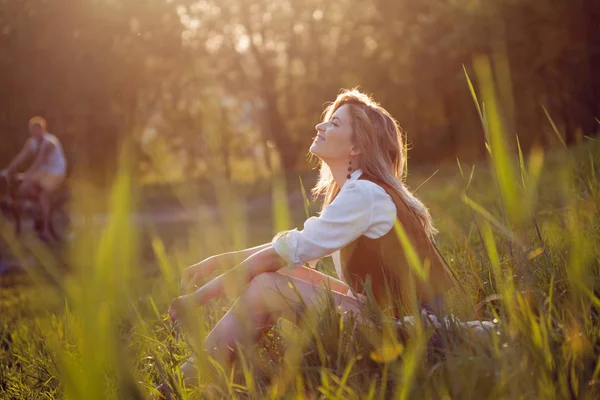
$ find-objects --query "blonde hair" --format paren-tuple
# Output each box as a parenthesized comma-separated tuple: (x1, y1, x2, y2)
(28, 116, 47, 130)
(312, 89, 438, 237)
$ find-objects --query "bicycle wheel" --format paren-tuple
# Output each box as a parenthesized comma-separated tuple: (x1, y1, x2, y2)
(49, 206, 71, 241)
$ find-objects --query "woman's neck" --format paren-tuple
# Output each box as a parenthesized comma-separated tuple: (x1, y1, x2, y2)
(328, 160, 358, 188)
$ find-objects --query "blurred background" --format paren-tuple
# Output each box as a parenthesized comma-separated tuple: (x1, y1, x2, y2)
(1, 0, 598, 189)
(1, 3, 600, 398)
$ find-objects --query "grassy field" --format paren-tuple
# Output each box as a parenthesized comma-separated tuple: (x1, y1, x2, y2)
(1, 128, 600, 400)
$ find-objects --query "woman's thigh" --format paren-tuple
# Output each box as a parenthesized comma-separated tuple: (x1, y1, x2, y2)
(249, 272, 362, 322)
(277, 266, 349, 294)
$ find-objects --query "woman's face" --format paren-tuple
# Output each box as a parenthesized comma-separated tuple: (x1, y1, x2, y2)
(310, 104, 357, 162)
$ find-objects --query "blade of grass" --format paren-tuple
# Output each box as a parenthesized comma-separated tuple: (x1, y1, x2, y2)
(393, 220, 429, 281)
(413, 169, 438, 194)
(298, 176, 312, 219)
(461, 194, 522, 245)
(464, 64, 485, 130)
(517, 135, 527, 189)
(474, 55, 522, 227)
(542, 104, 567, 149)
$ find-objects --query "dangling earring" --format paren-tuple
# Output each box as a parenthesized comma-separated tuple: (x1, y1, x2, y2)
(347, 157, 353, 179)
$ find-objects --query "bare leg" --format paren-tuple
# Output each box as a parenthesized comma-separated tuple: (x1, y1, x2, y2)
(179, 271, 362, 386)
(277, 266, 349, 294)
(16, 181, 39, 235)
(38, 188, 51, 236)
(17, 180, 38, 200)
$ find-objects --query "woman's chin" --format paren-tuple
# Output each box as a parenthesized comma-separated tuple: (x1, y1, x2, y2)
(309, 143, 321, 156)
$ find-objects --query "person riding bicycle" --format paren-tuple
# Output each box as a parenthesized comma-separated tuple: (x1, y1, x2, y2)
(1, 116, 67, 240)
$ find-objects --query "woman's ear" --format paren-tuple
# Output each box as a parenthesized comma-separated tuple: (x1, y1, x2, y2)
(350, 146, 361, 157)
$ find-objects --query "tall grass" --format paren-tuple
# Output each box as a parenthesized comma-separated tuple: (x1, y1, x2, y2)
(1, 69, 600, 399)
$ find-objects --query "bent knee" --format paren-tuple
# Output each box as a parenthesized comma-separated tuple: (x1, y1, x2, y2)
(17, 185, 33, 197)
(246, 272, 295, 300)
(249, 272, 279, 289)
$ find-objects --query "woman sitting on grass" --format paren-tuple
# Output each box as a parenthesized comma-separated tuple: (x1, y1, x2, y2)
(163, 89, 457, 396)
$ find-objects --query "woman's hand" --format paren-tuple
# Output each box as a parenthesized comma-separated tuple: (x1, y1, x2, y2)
(169, 294, 193, 328)
(171, 246, 286, 327)
(171, 261, 241, 327)
(170, 272, 233, 328)
(180, 257, 219, 294)
(180, 244, 273, 294)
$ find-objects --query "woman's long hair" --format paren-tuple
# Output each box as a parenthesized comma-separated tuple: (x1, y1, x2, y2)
(312, 89, 438, 237)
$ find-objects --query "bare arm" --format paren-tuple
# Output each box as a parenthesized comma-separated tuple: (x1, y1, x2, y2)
(4, 140, 33, 174)
(207, 243, 272, 272)
(170, 249, 351, 326)
(186, 245, 286, 306)
(278, 266, 349, 294)
(180, 243, 272, 292)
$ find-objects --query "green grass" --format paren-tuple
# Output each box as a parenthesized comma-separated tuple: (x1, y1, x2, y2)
(2, 108, 600, 399)
(1, 137, 599, 399)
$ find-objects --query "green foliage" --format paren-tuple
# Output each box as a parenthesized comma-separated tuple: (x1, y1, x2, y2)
(1, 133, 600, 398)
(1, 4, 599, 394)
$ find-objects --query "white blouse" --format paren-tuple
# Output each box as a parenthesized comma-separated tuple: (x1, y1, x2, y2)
(272, 169, 397, 281)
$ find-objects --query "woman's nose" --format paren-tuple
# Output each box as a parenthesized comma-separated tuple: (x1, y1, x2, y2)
(315, 122, 326, 132)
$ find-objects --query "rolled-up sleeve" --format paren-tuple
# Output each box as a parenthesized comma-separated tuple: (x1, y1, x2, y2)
(272, 181, 374, 267)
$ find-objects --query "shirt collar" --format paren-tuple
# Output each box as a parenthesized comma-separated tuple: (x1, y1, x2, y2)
(347, 168, 363, 182)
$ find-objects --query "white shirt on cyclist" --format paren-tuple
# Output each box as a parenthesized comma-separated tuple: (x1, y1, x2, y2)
(27, 133, 67, 176)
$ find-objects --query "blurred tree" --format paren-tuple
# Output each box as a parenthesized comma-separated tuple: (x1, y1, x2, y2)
(1, 0, 598, 181)
(0, 0, 187, 184)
